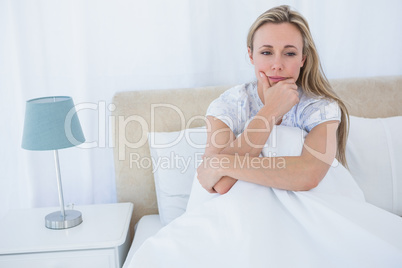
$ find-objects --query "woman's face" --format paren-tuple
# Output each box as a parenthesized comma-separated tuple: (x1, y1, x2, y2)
(248, 22, 306, 86)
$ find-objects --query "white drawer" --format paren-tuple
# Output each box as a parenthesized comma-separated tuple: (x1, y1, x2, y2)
(0, 248, 117, 268)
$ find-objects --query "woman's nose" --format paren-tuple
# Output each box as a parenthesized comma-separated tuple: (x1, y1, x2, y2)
(271, 56, 283, 71)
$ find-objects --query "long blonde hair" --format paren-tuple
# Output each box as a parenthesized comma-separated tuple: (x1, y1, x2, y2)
(247, 5, 349, 167)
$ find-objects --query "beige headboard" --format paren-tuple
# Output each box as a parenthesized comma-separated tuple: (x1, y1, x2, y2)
(112, 75, 402, 231)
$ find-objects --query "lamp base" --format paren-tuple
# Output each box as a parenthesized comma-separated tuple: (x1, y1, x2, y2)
(45, 210, 83, 229)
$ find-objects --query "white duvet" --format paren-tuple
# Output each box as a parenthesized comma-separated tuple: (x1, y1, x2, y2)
(128, 126, 402, 268)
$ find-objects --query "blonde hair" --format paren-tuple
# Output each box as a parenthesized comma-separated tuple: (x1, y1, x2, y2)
(247, 5, 349, 167)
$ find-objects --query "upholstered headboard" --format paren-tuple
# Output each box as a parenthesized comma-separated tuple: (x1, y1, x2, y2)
(112, 75, 402, 231)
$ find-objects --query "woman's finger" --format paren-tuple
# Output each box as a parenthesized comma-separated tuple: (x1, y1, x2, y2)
(279, 78, 296, 85)
(259, 72, 272, 88)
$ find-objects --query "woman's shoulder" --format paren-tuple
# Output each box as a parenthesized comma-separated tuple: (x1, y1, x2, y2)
(295, 87, 341, 132)
(297, 88, 338, 110)
(208, 81, 257, 111)
(220, 81, 256, 101)
(206, 81, 256, 117)
(206, 81, 258, 136)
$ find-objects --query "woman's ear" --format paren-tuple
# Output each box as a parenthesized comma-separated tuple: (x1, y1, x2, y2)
(301, 55, 307, 67)
(248, 47, 254, 64)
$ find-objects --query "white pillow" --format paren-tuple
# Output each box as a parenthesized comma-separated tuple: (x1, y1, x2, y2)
(148, 127, 207, 226)
(260, 125, 307, 157)
(346, 116, 402, 215)
(187, 125, 307, 211)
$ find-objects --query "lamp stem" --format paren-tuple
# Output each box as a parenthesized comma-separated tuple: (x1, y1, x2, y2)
(54, 150, 66, 219)
(45, 150, 82, 229)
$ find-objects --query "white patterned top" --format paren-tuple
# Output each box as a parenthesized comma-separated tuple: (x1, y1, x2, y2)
(206, 81, 341, 137)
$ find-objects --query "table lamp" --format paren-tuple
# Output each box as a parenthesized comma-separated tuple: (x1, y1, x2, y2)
(21, 96, 85, 229)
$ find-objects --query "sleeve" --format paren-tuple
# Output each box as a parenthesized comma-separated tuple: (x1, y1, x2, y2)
(300, 98, 341, 132)
(205, 85, 246, 137)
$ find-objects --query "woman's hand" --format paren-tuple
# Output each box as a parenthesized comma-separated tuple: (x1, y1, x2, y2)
(259, 72, 299, 122)
(197, 154, 225, 193)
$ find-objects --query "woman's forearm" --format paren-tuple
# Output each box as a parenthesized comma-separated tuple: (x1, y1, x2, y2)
(214, 121, 337, 192)
(216, 154, 323, 191)
(219, 106, 279, 157)
(213, 176, 236, 194)
(213, 106, 278, 194)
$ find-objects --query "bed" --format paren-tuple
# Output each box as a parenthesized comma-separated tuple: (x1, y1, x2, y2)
(111, 75, 402, 267)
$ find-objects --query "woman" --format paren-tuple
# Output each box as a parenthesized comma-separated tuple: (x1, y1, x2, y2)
(198, 5, 349, 194)
(130, 6, 402, 267)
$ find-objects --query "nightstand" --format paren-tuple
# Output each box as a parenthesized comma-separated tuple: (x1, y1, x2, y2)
(0, 202, 133, 268)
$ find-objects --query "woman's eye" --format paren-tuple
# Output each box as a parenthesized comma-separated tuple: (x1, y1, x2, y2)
(261, 51, 272, 55)
(286, 52, 296, 56)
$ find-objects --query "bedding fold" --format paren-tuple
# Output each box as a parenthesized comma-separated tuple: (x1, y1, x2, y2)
(128, 164, 402, 267)
(127, 126, 402, 267)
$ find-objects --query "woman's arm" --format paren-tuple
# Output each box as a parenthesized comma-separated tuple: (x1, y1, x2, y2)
(203, 74, 299, 194)
(198, 120, 339, 192)
(203, 104, 278, 193)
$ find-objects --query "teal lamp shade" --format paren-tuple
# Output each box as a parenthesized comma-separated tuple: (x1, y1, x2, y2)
(22, 96, 85, 150)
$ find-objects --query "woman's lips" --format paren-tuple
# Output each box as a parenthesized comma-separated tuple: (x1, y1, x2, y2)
(268, 76, 288, 83)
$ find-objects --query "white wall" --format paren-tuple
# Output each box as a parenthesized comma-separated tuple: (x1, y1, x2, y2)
(1, 0, 401, 217)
